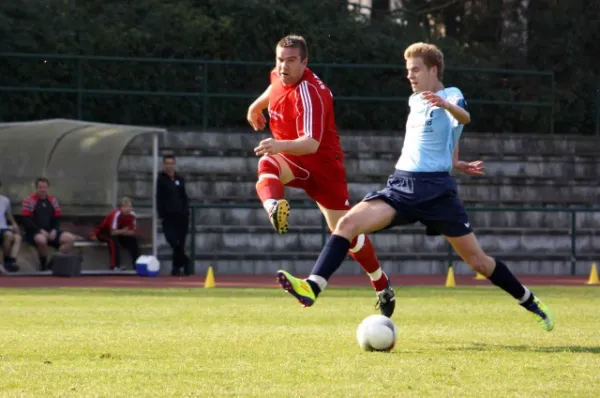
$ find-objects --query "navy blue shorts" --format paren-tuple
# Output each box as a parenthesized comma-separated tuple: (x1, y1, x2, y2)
(362, 170, 472, 237)
(25, 230, 63, 249)
(0, 228, 11, 245)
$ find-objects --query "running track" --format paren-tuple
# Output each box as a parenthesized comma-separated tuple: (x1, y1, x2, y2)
(0, 274, 595, 289)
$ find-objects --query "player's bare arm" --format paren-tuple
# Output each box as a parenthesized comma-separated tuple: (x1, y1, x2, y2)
(421, 91, 471, 125)
(247, 85, 272, 131)
(254, 136, 319, 156)
(452, 144, 485, 176)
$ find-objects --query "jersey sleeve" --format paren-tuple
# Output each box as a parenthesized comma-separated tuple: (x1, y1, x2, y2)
(49, 196, 61, 217)
(445, 88, 468, 127)
(130, 212, 137, 230)
(110, 211, 121, 230)
(295, 82, 325, 141)
(21, 196, 35, 216)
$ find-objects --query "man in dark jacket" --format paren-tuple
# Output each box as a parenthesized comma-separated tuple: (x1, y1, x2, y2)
(156, 155, 191, 276)
(21, 177, 77, 271)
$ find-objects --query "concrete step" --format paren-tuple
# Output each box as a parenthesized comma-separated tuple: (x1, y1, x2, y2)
(119, 155, 600, 180)
(126, 131, 600, 157)
(125, 146, 600, 166)
(119, 178, 600, 204)
(173, 207, 600, 229)
(156, 228, 600, 254)
(120, 170, 600, 186)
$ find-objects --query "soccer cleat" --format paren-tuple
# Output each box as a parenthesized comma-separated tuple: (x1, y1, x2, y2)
(522, 295, 555, 331)
(276, 270, 316, 307)
(269, 199, 291, 234)
(375, 282, 396, 318)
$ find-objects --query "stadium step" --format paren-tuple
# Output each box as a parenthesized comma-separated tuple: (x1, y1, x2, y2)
(119, 169, 600, 188)
(119, 178, 600, 205)
(155, 228, 600, 255)
(146, 205, 599, 229)
(126, 131, 600, 157)
(119, 154, 600, 180)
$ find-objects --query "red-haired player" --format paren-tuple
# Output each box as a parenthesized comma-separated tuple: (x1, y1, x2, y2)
(246, 35, 395, 317)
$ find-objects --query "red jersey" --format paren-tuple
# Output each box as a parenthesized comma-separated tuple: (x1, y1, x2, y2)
(268, 67, 344, 162)
(95, 208, 136, 237)
(21, 194, 61, 233)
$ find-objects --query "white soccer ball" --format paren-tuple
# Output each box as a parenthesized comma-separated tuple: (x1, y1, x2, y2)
(356, 314, 398, 352)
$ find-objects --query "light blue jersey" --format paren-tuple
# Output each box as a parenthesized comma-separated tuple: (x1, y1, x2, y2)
(395, 87, 467, 172)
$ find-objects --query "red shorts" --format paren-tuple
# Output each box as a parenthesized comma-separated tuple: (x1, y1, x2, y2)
(275, 153, 351, 210)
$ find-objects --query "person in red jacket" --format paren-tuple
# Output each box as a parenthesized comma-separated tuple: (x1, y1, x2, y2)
(94, 197, 140, 271)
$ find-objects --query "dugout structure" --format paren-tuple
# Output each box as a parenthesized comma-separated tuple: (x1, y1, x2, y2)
(0, 118, 165, 257)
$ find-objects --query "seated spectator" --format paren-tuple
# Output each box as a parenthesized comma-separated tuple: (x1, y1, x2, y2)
(92, 197, 140, 271)
(21, 177, 77, 271)
(0, 180, 21, 273)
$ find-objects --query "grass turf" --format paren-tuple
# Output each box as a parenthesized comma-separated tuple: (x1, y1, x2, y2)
(1, 286, 599, 397)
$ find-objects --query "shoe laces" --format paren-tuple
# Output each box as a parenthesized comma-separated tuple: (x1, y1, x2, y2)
(375, 288, 393, 310)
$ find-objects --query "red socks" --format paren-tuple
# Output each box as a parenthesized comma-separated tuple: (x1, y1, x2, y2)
(348, 234, 389, 291)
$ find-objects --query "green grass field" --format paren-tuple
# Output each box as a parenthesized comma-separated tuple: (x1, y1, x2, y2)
(1, 286, 599, 397)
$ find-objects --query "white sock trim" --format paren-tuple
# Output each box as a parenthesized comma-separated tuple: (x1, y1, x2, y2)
(349, 234, 365, 253)
(308, 275, 328, 291)
(368, 268, 383, 281)
(518, 286, 531, 304)
(263, 199, 277, 212)
(258, 173, 279, 182)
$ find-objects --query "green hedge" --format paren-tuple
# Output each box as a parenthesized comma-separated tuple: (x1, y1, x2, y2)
(0, 0, 592, 134)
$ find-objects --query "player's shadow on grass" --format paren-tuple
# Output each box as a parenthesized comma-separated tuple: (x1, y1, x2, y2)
(448, 343, 600, 354)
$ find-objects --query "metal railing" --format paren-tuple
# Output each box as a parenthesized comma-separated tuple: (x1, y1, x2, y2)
(596, 77, 600, 136)
(186, 203, 599, 276)
(16, 201, 597, 275)
(0, 52, 556, 133)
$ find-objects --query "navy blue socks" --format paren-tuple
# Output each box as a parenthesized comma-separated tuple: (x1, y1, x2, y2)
(489, 259, 532, 304)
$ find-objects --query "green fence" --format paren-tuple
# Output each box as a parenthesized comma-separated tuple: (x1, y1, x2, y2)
(0, 52, 557, 133)
(596, 77, 600, 136)
(186, 204, 600, 276)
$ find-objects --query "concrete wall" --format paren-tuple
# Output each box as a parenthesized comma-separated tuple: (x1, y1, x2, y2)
(121, 131, 600, 275)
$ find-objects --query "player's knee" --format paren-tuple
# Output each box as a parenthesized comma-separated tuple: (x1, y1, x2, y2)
(335, 214, 362, 240)
(34, 234, 47, 246)
(60, 233, 76, 251)
(4, 231, 14, 242)
(466, 253, 494, 275)
(62, 232, 76, 243)
(257, 156, 280, 179)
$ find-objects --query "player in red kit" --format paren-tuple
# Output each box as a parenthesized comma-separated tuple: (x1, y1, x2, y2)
(93, 197, 140, 271)
(246, 35, 395, 317)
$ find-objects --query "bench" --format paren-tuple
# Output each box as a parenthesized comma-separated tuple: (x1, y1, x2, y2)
(12, 213, 154, 274)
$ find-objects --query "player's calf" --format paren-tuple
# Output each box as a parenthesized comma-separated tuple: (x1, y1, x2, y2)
(349, 234, 389, 291)
(255, 156, 290, 234)
(347, 233, 395, 317)
(468, 254, 554, 331)
(488, 259, 554, 331)
(278, 200, 397, 309)
(448, 232, 554, 331)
